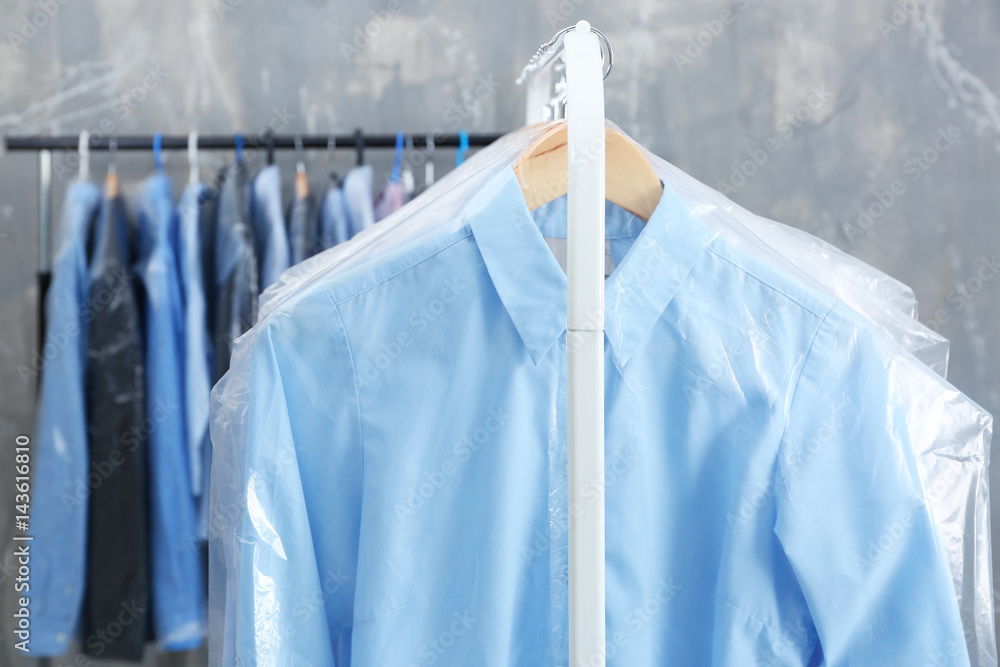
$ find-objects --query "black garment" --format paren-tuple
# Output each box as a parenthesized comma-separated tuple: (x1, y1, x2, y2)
(82, 194, 150, 661)
(213, 162, 259, 383)
(198, 184, 219, 346)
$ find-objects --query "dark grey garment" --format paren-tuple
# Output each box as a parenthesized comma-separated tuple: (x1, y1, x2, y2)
(198, 181, 220, 347)
(82, 193, 151, 661)
(213, 162, 258, 383)
(286, 192, 320, 265)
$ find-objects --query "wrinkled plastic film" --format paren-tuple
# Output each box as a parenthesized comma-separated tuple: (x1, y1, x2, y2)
(210, 122, 993, 666)
(630, 131, 991, 664)
(637, 142, 950, 378)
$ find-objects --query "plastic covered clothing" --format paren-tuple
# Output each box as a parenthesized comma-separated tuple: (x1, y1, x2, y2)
(213, 162, 258, 383)
(342, 164, 375, 238)
(211, 163, 969, 665)
(373, 180, 407, 221)
(135, 174, 206, 650)
(178, 183, 214, 505)
(748, 213, 917, 318)
(198, 184, 220, 351)
(82, 192, 150, 661)
(318, 182, 350, 250)
(527, 196, 987, 659)
(643, 150, 951, 378)
(534, 192, 950, 378)
(287, 189, 319, 265)
(248, 164, 290, 289)
(645, 142, 992, 664)
(318, 166, 377, 250)
(224, 123, 993, 663)
(633, 145, 994, 664)
(27, 180, 101, 656)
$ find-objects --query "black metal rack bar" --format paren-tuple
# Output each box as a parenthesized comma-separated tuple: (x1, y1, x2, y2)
(4, 132, 505, 151)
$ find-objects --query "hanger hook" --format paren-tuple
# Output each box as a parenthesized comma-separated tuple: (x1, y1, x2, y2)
(295, 134, 305, 174)
(78, 130, 90, 181)
(516, 23, 613, 84)
(354, 128, 364, 167)
(591, 26, 613, 80)
(234, 133, 244, 164)
(108, 136, 117, 175)
(152, 133, 164, 172)
(424, 134, 435, 187)
(188, 131, 199, 184)
(391, 130, 405, 183)
(455, 129, 469, 167)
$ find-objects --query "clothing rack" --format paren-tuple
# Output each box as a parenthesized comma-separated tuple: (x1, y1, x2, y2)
(4, 130, 504, 376)
(4, 131, 504, 151)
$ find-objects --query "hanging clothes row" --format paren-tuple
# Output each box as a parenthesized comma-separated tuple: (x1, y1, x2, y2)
(25, 132, 454, 661)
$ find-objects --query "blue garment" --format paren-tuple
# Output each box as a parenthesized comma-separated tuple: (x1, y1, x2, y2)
(318, 183, 349, 249)
(28, 180, 100, 655)
(135, 174, 206, 650)
(249, 165, 290, 289)
(342, 164, 375, 238)
(178, 183, 213, 508)
(221, 166, 967, 665)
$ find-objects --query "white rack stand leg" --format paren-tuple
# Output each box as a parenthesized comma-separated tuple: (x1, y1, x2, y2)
(565, 20, 606, 667)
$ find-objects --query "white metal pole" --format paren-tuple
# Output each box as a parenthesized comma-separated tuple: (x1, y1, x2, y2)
(565, 19, 606, 667)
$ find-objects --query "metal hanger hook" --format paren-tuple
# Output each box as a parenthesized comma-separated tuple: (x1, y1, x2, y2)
(516, 22, 613, 84)
(188, 131, 199, 184)
(77, 130, 90, 181)
(108, 136, 117, 175)
(295, 134, 305, 174)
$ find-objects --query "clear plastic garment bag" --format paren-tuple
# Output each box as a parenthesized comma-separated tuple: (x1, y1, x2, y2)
(210, 121, 993, 665)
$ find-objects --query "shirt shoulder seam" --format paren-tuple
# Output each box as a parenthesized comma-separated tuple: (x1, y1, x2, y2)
(323, 291, 366, 489)
(331, 229, 474, 305)
(775, 301, 838, 482)
(705, 244, 831, 319)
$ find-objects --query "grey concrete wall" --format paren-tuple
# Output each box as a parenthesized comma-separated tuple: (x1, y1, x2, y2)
(0, 0, 997, 665)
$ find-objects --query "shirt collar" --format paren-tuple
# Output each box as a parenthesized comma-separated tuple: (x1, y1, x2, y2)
(467, 165, 713, 369)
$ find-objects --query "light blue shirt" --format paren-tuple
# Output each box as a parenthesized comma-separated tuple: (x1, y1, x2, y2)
(178, 183, 213, 508)
(249, 164, 291, 289)
(28, 180, 101, 655)
(342, 164, 375, 238)
(136, 174, 206, 649)
(217, 166, 968, 665)
(319, 184, 350, 249)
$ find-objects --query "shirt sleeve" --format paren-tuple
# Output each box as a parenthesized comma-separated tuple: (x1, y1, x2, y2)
(773, 305, 969, 666)
(231, 292, 364, 666)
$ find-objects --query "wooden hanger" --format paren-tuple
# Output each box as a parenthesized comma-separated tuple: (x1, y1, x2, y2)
(294, 170, 309, 200)
(513, 121, 662, 221)
(105, 170, 119, 198)
(294, 135, 310, 199)
(105, 138, 119, 197)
